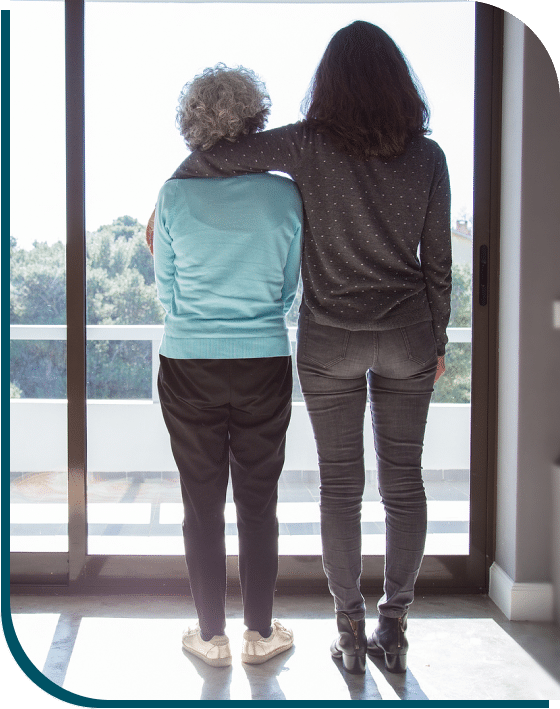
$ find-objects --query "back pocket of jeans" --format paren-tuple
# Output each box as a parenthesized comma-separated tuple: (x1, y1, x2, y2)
(299, 314, 350, 368)
(400, 321, 437, 365)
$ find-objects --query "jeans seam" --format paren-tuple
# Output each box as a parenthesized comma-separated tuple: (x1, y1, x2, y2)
(400, 325, 434, 365)
(301, 316, 350, 368)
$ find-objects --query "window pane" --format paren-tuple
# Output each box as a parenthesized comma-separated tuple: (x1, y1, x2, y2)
(84, 1, 474, 557)
(10, 1, 68, 552)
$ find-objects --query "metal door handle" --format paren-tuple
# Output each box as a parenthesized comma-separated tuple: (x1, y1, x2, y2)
(479, 245, 488, 306)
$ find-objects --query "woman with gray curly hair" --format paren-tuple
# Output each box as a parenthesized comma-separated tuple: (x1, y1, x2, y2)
(176, 63, 271, 151)
(152, 64, 302, 667)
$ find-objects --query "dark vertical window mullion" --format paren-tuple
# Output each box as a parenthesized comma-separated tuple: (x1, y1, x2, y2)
(482, 5, 503, 587)
(470, 2, 503, 587)
(65, 0, 87, 581)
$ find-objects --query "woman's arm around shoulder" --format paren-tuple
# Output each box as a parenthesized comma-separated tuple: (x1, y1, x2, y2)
(170, 123, 306, 181)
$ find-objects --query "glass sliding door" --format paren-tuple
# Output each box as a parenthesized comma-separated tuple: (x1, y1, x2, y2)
(9, 1, 68, 572)
(81, 1, 476, 569)
(8, 0, 498, 592)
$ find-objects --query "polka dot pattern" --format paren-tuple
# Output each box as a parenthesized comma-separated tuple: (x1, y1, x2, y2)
(171, 122, 452, 355)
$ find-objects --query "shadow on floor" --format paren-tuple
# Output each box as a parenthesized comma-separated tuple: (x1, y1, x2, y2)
(8, 591, 560, 702)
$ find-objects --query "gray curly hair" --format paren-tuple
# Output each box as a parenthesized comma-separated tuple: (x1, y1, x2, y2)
(176, 63, 271, 151)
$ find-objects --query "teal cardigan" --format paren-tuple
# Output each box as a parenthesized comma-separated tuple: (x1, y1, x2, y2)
(154, 173, 303, 359)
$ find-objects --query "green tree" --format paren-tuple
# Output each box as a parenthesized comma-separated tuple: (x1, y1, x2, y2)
(11, 219, 474, 404)
(86, 216, 160, 325)
(10, 236, 66, 325)
(10, 217, 164, 399)
(432, 262, 473, 403)
(84, 217, 163, 399)
(10, 236, 67, 397)
(448, 262, 472, 328)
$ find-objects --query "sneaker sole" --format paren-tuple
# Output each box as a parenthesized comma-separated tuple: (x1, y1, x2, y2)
(241, 642, 293, 665)
(182, 644, 232, 667)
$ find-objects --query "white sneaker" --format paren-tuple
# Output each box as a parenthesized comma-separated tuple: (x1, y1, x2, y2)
(181, 624, 232, 667)
(241, 619, 294, 664)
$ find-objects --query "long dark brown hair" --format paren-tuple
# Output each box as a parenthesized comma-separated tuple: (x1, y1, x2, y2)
(302, 21, 430, 160)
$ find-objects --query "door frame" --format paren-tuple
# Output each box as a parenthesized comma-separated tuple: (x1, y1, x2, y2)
(9, 0, 502, 593)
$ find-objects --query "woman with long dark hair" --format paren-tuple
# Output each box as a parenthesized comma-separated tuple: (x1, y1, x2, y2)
(159, 21, 451, 674)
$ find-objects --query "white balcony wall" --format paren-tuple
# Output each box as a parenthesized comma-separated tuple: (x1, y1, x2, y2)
(10, 324, 471, 473)
(10, 399, 470, 473)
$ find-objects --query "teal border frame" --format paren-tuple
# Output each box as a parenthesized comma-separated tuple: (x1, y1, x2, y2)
(0, 4, 550, 708)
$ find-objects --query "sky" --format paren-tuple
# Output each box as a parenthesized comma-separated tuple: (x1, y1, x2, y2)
(10, 0, 476, 248)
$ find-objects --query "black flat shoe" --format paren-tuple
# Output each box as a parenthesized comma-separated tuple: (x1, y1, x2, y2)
(367, 612, 408, 673)
(330, 612, 367, 674)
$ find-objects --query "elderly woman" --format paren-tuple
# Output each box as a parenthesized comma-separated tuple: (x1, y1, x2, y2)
(153, 64, 302, 667)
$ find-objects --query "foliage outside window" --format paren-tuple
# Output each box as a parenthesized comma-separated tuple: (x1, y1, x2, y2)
(10, 216, 472, 403)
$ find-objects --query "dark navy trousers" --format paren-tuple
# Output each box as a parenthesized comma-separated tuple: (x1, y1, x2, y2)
(158, 355, 292, 638)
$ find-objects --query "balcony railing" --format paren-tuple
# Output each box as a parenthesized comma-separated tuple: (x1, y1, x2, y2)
(10, 324, 472, 474)
(10, 324, 471, 403)
(10, 324, 472, 555)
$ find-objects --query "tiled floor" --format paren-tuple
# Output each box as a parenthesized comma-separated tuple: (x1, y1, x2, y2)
(8, 592, 560, 702)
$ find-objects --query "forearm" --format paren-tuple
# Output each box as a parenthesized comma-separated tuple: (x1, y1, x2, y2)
(170, 124, 303, 180)
(423, 260, 452, 355)
(146, 210, 155, 254)
(421, 163, 452, 355)
(424, 270, 452, 356)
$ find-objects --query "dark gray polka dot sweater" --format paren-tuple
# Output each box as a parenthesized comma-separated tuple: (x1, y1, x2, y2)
(170, 122, 452, 355)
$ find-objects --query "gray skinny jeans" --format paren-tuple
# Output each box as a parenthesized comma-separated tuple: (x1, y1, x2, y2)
(296, 308, 438, 619)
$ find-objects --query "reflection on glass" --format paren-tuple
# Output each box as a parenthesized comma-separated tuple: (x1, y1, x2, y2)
(84, 1, 474, 557)
(10, 1, 68, 552)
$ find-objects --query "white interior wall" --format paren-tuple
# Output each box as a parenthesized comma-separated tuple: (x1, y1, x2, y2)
(491, 13, 560, 622)
(494, 8, 524, 589)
